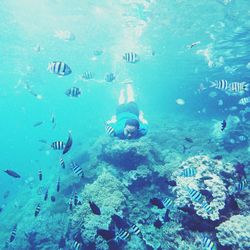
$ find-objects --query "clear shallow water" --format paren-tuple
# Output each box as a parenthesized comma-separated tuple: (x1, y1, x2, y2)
(0, 0, 250, 249)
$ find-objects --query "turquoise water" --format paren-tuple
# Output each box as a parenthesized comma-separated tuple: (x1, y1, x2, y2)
(0, 0, 250, 249)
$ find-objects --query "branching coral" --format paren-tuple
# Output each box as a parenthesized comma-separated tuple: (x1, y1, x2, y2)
(216, 215, 250, 250)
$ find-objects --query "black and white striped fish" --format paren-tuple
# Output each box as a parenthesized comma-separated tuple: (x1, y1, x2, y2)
(115, 229, 130, 241)
(201, 201, 213, 214)
(82, 71, 94, 80)
(228, 179, 248, 194)
(72, 240, 81, 250)
(105, 73, 116, 82)
(59, 158, 66, 168)
(202, 236, 216, 250)
(163, 198, 174, 209)
(239, 97, 250, 105)
(48, 61, 72, 76)
(229, 82, 249, 92)
(65, 87, 81, 97)
(210, 80, 229, 90)
(51, 141, 65, 150)
(181, 167, 197, 177)
(34, 204, 41, 217)
(105, 125, 115, 136)
(71, 162, 84, 178)
(186, 187, 203, 203)
(123, 52, 139, 63)
(129, 224, 142, 237)
(9, 224, 17, 243)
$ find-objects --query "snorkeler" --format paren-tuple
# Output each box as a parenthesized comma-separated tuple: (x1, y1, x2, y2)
(105, 81, 148, 140)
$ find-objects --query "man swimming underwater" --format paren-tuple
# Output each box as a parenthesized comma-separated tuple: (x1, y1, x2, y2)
(105, 81, 148, 140)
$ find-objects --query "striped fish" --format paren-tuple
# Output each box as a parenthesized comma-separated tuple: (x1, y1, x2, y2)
(71, 162, 84, 178)
(181, 167, 197, 177)
(163, 198, 174, 209)
(72, 240, 81, 250)
(201, 201, 213, 214)
(105, 73, 115, 82)
(48, 61, 72, 76)
(59, 158, 65, 168)
(9, 224, 17, 243)
(229, 82, 249, 92)
(65, 87, 81, 97)
(186, 187, 203, 203)
(210, 80, 229, 90)
(105, 125, 115, 136)
(38, 169, 42, 181)
(129, 224, 141, 236)
(229, 179, 247, 194)
(82, 71, 94, 80)
(115, 229, 130, 241)
(34, 204, 41, 217)
(203, 236, 216, 250)
(239, 97, 250, 105)
(238, 135, 247, 141)
(51, 141, 65, 150)
(123, 52, 139, 63)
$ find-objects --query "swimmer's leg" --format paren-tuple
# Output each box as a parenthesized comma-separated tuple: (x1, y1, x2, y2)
(127, 84, 135, 103)
(118, 88, 126, 105)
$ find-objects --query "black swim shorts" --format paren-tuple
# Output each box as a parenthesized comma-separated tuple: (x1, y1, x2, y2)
(116, 102, 139, 117)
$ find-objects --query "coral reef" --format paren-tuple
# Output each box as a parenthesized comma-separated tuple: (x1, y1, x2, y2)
(173, 155, 233, 221)
(216, 215, 250, 250)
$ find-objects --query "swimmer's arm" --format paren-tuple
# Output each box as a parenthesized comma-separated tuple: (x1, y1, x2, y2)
(106, 115, 117, 124)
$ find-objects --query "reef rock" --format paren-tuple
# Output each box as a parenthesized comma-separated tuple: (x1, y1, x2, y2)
(216, 215, 250, 250)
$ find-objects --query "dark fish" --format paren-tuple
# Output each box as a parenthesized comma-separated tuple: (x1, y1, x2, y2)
(35, 204, 41, 217)
(166, 179, 177, 186)
(51, 113, 56, 129)
(74, 192, 78, 206)
(150, 198, 164, 209)
(234, 162, 246, 178)
(111, 214, 129, 229)
(3, 190, 10, 199)
(51, 141, 65, 150)
(44, 189, 49, 201)
(48, 61, 72, 76)
(97, 229, 115, 241)
(58, 236, 66, 249)
(65, 87, 81, 97)
(164, 209, 170, 222)
(38, 139, 47, 144)
(184, 137, 193, 143)
(51, 196, 56, 202)
(105, 73, 115, 82)
(69, 197, 73, 211)
(63, 131, 73, 155)
(221, 120, 227, 131)
(89, 201, 101, 215)
(33, 121, 43, 127)
(213, 155, 223, 160)
(59, 158, 66, 169)
(38, 169, 42, 181)
(4, 169, 21, 178)
(56, 177, 60, 192)
(200, 176, 213, 181)
(9, 224, 17, 243)
(154, 218, 163, 229)
(200, 189, 213, 202)
(123, 52, 139, 63)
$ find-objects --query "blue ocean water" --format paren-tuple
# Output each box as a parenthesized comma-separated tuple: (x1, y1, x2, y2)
(0, 0, 250, 249)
